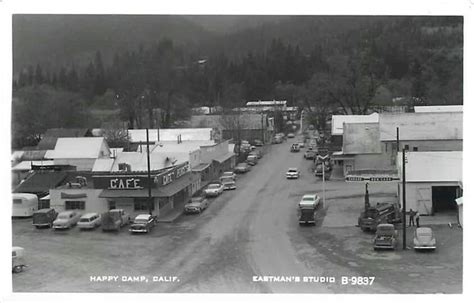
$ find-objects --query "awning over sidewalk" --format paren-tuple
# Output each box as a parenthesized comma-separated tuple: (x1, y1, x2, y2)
(157, 174, 196, 197)
(331, 151, 355, 160)
(99, 188, 163, 198)
(192, 163, 211, 172)
(212, 152, 235, 164)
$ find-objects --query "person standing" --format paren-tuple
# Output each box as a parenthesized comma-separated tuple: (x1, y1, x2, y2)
(415, 212, 420, 227)
(408, 209, 415, 226)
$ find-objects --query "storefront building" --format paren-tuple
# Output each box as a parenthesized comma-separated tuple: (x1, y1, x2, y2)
(94, 162, 197, 217)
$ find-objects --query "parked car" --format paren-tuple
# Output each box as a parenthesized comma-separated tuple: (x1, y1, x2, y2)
(220, 171, 236, 181)
(102, 209, 131, 232)
(413, 227, 436, 251)
(77, 213, 102, 230)
(249, 149, 262, 159)
(234, 162, 251, 173)
(52, 211, 81, 230)
(298, 194, 321, 209)
(272, 135, 283, 144)
(373, 224, 398, 250)
(221, 177, 237, 190)
(12, 247, 27, 273)
(32, 208, 58, 228)
(286, 168, 300, 179)
(287, 133, 295, 138)
(253, 139, 263, 146)
(304, 150, 316, 160)
(290, 143, 300, 152)
(297, 141, 305, 148)
(204, 183, 224, 197)
(246, 155, 259, 166)
(184, 196, 210, 214)
(129, 214, 157, 233)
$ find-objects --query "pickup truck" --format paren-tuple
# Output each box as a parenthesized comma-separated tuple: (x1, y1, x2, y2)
(373, 224, 398, 250)
(298, 208, 316, 225)
(129, 214, 157, 233)
(101, 209, 130, 232)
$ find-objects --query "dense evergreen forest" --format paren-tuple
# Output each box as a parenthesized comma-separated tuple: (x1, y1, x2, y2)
(12, 16, 463, 149)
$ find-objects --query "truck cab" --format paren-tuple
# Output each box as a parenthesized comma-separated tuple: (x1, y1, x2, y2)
(358, 202, 402, 232)
(101, 209, 130, 232)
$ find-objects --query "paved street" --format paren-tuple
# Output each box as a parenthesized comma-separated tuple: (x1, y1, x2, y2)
(12, 139, 462, 293)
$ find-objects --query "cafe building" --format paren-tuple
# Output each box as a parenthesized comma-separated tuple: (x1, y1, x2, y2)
(94, 162, 198, 217)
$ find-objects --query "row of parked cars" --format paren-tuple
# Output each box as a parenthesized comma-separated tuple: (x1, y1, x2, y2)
(32, 208, 158, 233)
(184, 144, 264, 215)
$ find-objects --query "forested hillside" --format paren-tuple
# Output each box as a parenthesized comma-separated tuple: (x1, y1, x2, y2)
(12, 15, 463, 149)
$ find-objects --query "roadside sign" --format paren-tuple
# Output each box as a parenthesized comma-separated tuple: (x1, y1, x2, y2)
(345, 176, 400, 182)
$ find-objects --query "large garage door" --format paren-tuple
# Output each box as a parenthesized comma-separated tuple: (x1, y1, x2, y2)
(432, 186, 459, 213)
(416, 187, 432, 215)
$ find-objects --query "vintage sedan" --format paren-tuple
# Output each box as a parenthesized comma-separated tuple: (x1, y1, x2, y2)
(234, 162, 251, 173)
(221, 178, 237, 190)
(77, 213, 102, 230)
(204, 183, 225, 197)
(286, 168, 300, 179)
(253, 139, 264, 146)
(413, 227, 436, 250)
(220, 171, 236, 181)
(184, 196, 210, 214)
(52, 211, 81, 230)
(373, 224, 398, 250)
(129, 214, 157, 233)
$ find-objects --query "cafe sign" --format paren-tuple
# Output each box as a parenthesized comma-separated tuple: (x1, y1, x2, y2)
(109, 177, 143, 189)
(155, 162, 190, 186)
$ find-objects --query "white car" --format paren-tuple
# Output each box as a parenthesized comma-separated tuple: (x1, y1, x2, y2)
(298, 194, 321, 209)
(286, 168, 300, 179)
(53, 211, 81, 229)
(204, 183, 225, 197)
(221, 178, 237, 190)
(77, 213, 101, 230)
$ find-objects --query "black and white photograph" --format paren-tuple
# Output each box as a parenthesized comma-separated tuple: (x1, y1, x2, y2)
(1, 0, 472, 301)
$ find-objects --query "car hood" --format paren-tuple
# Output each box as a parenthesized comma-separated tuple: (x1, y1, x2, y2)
(186, 202, 202, 208)
(54, 218, 70, 224)
(416, 235, 433, 243)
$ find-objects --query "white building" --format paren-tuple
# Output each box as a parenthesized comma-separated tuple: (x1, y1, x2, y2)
(397, 151, 462, 215)
(44, 137, 111, 171)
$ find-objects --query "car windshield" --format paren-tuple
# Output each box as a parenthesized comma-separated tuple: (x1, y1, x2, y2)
(134, 219, 149, 223)
(223, 172, 233, 176)
(302, 197, 315, 201)
(288, 169, 297, 172)
(58, 213, 70, 219)
(417, 230, 432, 237)
(191, 198, 203, 203)
(208, 184, 221, 189)
(79, 218, 90, 222)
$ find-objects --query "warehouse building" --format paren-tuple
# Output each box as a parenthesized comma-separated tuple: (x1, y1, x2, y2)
(397, 151, 462, 216)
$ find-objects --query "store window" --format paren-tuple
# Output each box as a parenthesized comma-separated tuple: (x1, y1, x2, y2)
(108, 200, 116, 210)
(404, 144, 409, 151)
(65, 200, 85, 210)
(38, 200, 50, 209)
(134, 198, 154, 211)
(413, 147, 418, 151)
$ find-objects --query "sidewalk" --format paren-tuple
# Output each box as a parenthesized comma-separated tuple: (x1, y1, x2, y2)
(156, 209, 183, 223)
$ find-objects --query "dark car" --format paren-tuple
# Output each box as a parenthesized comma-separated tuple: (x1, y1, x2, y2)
(253, 139, 263, 146)
(304, 150, 316, 160)
(291, 144, 300, 152)
(129, 214, 157, 233)
(184, 196, 210, 214)
(373, 224, 398, 250)
(234, 162, 251, 173)
(32, 208, 58, 228)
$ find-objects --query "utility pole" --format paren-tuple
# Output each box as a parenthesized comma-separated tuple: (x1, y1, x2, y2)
(396, 127, 399, 152)
(146, 128, 153, 215)
(402, 147, 407, 250)
(317, 154, 329, 205)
